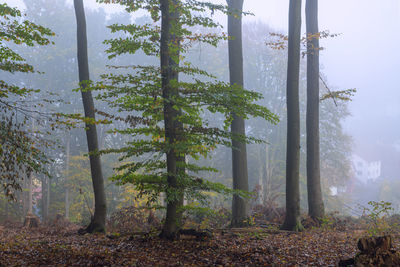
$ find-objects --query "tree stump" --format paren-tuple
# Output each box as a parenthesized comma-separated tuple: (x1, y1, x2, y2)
(339, 235, 400, 267)
(357, 236, 392, 254)
(23, 213, 40, 228)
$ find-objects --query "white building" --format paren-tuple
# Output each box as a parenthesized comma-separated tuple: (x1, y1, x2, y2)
(351, 154, 381, 184)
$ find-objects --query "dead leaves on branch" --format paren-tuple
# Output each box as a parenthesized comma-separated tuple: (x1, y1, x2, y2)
(321, 88, 357, 102)
(266, 30, 342, 55)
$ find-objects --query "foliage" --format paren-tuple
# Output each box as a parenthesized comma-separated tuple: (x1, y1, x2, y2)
(183, 205, 231, 229)
(95, 0, 278, 214)
(0, 3, 55, 200)
(361, 201, 394, 237)
(179, 22, 353, 212)
(266, 30, 341, 52)
(65, 156, 94, 225)
(320, 87, 357, 103)
(64, 156, 151, 226)
(318, 213, 339, 231)
(8, 0, 137, 223)
(266, 30, 356, 104)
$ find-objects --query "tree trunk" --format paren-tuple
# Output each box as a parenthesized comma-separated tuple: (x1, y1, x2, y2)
(227, 0, 249, 227)
(159, 0, 184, 240)
(281, 0, 303, 232)
(306, 0, 324, 220)
(74, 0, 107, 233)
(28, 171, 33, 215)
(46, 175, 50, 219)
(257, 145, 264, 205)
(65, 131, 71, 220)
(41, 175, 48, 222)
(22, 168, 29, 217)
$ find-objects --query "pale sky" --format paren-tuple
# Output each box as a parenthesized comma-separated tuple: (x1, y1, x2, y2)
(3, 0, 400, 153)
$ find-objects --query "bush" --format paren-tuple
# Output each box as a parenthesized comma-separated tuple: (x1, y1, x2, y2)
(107, 206, 160, 234)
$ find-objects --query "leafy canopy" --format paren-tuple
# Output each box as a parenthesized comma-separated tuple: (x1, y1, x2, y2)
(95, 0, 278, 208)
(0, 3, 54, 200)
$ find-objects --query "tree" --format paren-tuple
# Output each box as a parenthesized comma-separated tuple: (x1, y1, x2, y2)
(162, 21, 352, 214)
(306, 0, 324, 220)
(15, 0, 133, 222)
(96, 0, 277, 239)
(281, 0, 303, 231)
(159, 0, 185, 239)
(227, 0, 249, 227)
(73, 0, 107, 233)
(0, 3, 54, 200)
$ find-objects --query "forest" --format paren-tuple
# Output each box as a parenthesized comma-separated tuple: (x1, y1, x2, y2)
(0, 0, 399, 266)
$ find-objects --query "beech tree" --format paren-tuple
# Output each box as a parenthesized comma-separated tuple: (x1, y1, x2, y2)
(96, 0, 277, 239)
(74, 0, 107, 233)
(281, 0, 303, 231)
(306, 0, 324, 220)
(0, 3, 54, 200)
(159, 0, 185, 239)
(227, 0, 249, 227)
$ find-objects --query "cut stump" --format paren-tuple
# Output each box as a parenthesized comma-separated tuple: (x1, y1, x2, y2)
(358, 235, 392, 254)
(339, 235, 400, 267)
(23, 213, 40, 228)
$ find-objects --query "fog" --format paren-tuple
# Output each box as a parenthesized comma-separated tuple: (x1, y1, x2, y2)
(2, 0, 400, 220)
(6, 0, 400, 147)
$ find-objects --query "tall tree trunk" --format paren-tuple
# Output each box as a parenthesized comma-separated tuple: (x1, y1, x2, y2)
(46, 176, 50, 219)
(281, 0, 303, 232)
(41, 175, 48, 221)
(74, 0, 107, 233)
(22, 170, 28, 217)
(306, 0, 324, 220)
(65, 131, 71, 220)
(159, 0, 184, 239)
(227, 0, 249, 227)
(257, 145, 264, 205)
(27, 171, 33, 214)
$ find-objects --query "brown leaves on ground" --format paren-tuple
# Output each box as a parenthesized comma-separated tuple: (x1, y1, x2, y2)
(0, 225, 390, 266)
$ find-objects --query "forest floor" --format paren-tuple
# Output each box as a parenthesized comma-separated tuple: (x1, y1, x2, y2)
(0, 223, 394, 266)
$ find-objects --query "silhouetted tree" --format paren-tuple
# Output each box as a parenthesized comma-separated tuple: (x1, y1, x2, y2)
(306, 0, 324, 220)
(281, 0, 303, 231)
(73, 0, 106, 233)
(227, 0, 249, 227)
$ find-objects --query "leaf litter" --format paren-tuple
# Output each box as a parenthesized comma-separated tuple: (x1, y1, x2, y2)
(1, 224, 393, 266)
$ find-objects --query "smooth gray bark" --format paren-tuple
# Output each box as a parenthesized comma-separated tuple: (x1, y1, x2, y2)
(227, 0, 249, 227)
(281, 0, 303, 231)
(65, 131, 71, 220)
(22, 168, 28, 216)
(159, 0, 184, 239)
(306, 0, 325, 220)
(74, 0, 106, 233)
(41, 175, 49, 221)
(27, 172, 33, 214)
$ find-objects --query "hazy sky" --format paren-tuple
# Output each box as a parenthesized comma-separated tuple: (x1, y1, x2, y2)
(4, 0, 400, 154)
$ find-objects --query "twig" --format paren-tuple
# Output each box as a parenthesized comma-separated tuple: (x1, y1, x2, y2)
(319, 75, 337, 107)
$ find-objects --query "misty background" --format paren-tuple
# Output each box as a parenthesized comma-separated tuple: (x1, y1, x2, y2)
(2, 0, 400, 220)
(6, 0, 400, 155)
